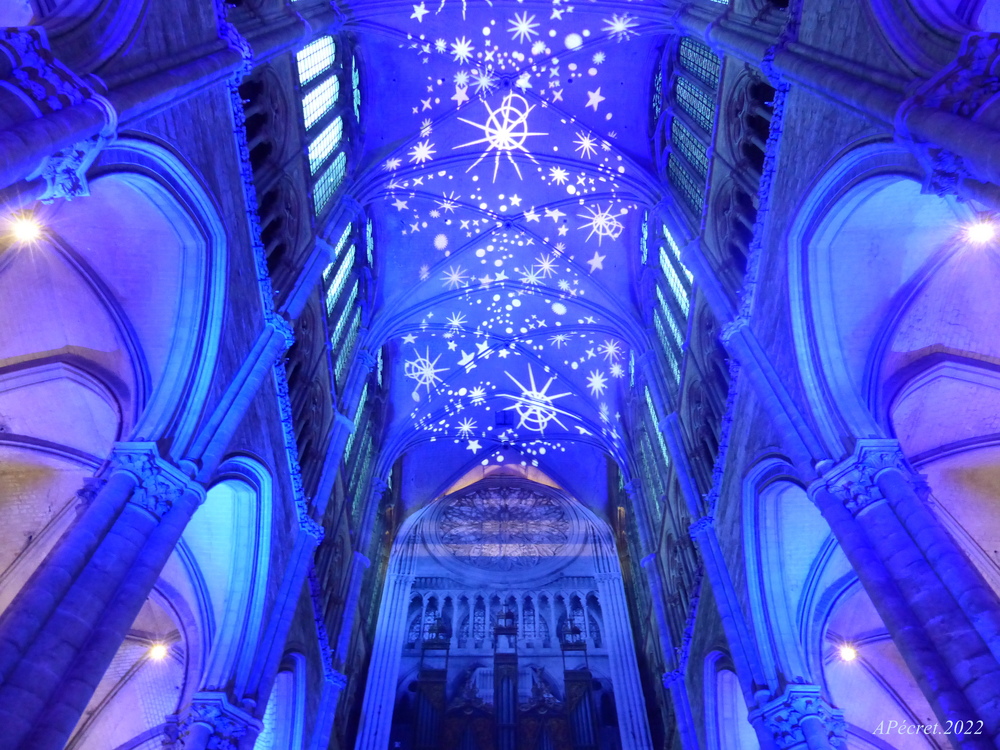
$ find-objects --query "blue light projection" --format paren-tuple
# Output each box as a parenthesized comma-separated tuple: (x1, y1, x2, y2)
(354, 0, 664, 468)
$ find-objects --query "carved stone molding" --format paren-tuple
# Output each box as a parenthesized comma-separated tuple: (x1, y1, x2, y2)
(752, 684, 847, 749)
(815, 439, 917, 516)
(110, 443, 201, 518)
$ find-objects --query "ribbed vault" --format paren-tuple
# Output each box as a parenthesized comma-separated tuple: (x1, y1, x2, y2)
(345, 0, 666, 488)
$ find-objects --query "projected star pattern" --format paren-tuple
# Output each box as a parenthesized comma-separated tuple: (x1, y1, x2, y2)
(354, 0, 659, 465)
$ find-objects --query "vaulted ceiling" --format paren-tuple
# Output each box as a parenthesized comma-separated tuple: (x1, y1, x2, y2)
(348, 0, 666, 498)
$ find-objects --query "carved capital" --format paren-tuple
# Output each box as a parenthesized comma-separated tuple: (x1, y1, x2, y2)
(817, 439, 915, 515)
(687, 515, 714, 540)
(752, 685, 846, 750)
(357, 348, 378, 371)
(662, 670, 684, 688)
(111, 443, 201, 518)
(0, 28, 90, 112)
(300, 514, 325, 543)
(329, 668, 348, 690)
(370, 476, 389, 499)
(898, 34, 1000, 194)
(170, 691, 262, 749)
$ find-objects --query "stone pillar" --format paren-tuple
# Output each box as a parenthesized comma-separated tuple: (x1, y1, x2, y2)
(590, 523, 655, 750)
(0, 443, 205, 750)
(811, 440, 1000, 748)
(751, 685, 846, 750)
(662, 671, 701, 750)
(354, 525, 422, 750)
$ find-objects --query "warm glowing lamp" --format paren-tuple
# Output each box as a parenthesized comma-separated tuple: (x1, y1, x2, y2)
(965, 220, 997, 245)
(838, 644, 858, 662)
(10, 216, 42, 244)
(148, 643, 169, 661)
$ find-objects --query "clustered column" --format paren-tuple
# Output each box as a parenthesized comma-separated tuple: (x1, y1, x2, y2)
(0, 443, 206, 750)
(810, 439, 1000, 749)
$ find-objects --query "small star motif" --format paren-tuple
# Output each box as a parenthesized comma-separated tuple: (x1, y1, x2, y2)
(587, 251, 606, 272)
(586, 87, 606, 111)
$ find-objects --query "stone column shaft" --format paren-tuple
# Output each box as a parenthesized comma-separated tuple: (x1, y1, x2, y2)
(810, 486, 990, 750)
(877, 469, 1000, 664)
(0, 447, 203, 750)
(0, 470, 135, 680)
(19, 493, 199, 748)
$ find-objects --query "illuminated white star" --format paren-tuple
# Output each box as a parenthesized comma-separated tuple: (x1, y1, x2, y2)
(500, 365, 573, 433)
(519, 266, 543, 285)
(435, 38, 447, 52)
(574, 131, 598, 158)
(549, 166, 569, 184)
(451, 36, 475, 63)
(392, 198, 409, 211)
(585, 88, 606, 111)
(535, 254, 556, 277)
(437, 191, 460, 212)
(452, 85, 470, 106)
(383, 157, 402, 171)
(411, 2, 429, 21)
(442, 265, 468, 288)
(446, 312, 467, 330)
(598, 339, 623, 362)
(420, 119, 432, 137)
(593, 51, 606, 64)
(579, 204, 624, 244)
(587, 251, 606, 272)
(604, 13, 639, 42)
(610, 363, 625, 378)
(509, 12, 540, 43)
(544, 207, 566, 222)
(524, 207, 541, 222)
(469, 386, 487, 405)
(455, 92, 548, 181)
(401, 333, 417, 344)
(419, 264, 430, 280)
(550, 333, 569, 348)
(587, 370, 608, 397)
(471, 68, 498, 94)
(457, 417, 477, 438)
(409, 140, 436, 163)
(466, 439, 482, 452)
(404, 348, 447, 393)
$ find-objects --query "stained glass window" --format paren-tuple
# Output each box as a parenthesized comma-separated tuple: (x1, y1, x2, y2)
(301, 75, 339, 130)
(313, 152, 347, 213)
(675, 77, 714, 133)
(679, 38, 720, 88)
(671, 118, 708, 178)
(296, 37, 336, 86)
(668, 155, 704, 214)
(309, 116, 344, 173)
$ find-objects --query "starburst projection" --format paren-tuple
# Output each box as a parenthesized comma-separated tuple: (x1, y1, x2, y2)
(442, 265, 469, 289)
(451, 36, 474, 63)
(575, 132, 598, 159)
(404, 348, 447, 395)
(579, 204, 625, 244)
(409, 140, 436, 163)
(604, 13, 640, 42)
(587, 370, 609, 397)
(456, 92, 547, 180)
(500, 366, 573, 433)
(509, 12, 540, 43)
